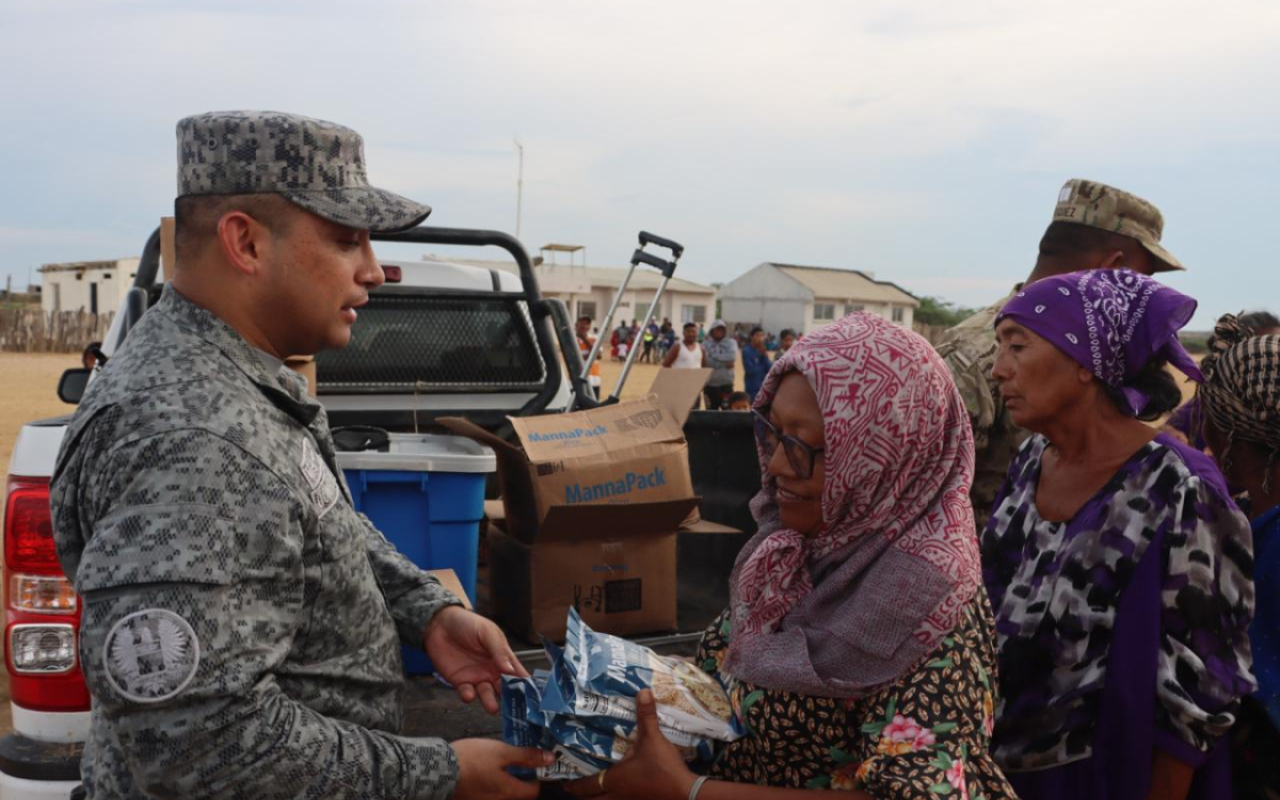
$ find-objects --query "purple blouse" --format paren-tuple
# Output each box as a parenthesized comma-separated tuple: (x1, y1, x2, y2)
(981, 433, 1255, 798)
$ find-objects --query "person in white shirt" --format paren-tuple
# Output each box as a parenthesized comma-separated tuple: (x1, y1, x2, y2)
(663, 322, 704, 370)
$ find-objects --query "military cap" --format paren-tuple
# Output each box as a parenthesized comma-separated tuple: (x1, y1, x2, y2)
(1052, 178, 1184, 272)
(176, 111, 430, 233)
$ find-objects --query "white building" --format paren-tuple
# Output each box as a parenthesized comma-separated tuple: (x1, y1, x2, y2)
(38, 258, 139, 315)
(717, 262, 919, 334)
(442, 254, 717, 331)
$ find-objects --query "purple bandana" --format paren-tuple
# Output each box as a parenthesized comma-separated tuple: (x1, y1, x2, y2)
(996, 269, 1203, 416)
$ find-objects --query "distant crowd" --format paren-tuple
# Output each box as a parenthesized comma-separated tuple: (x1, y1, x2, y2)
(575, 316, 800, 410)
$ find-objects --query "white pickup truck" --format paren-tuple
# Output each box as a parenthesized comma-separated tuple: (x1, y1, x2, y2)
(2, 225, 733, 799)
(0, 224, 586, 798)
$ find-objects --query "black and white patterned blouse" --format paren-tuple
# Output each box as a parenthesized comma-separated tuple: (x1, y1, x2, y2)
(982, 433, 1256, 771)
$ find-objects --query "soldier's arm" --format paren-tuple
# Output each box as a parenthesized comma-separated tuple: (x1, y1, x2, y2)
(936, 338, 998, 452)
(69, 430, 459, 800)
(355, 512, 465, 648)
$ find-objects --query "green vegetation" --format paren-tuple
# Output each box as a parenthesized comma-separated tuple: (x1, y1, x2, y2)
(1180, 331, 1211, 355)
(915, 296, 979, 328)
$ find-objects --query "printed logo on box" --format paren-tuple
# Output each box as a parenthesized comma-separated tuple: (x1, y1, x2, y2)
(526, 425, 608, 443)
(616, 410, 663, 433)
(564, 467, 666, 504)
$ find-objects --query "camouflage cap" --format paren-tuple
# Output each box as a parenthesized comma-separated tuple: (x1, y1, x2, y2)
(1052, 179, 1184, 272)
(176, 111, 430, 233)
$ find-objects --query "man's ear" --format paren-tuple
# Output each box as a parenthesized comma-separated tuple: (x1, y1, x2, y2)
(1098, 250, 1127, 270)
(217, 211, 271, 278)
(1078, 364, 1096, 384)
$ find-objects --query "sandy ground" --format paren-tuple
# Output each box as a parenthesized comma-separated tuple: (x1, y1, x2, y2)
(595, 354, 744, 398)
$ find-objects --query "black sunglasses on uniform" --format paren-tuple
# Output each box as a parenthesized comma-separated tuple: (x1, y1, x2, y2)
(752, 409, 825, 480)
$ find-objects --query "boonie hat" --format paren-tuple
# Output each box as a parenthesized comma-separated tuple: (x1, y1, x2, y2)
(176, 111, 431, 233)
(1053, 179, 1184, 272)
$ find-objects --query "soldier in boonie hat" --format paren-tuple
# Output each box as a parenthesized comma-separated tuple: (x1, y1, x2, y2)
(1050, 178, 1183, 273)
(935, 176, 1186, 534)
(177, 110, 430, 232)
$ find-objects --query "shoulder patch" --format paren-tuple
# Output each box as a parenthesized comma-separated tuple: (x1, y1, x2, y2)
(300, 438, 341, 518)
(104, 609, 200, 704)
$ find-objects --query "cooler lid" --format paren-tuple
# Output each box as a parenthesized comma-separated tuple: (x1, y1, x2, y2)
(335, 433, 496, 473)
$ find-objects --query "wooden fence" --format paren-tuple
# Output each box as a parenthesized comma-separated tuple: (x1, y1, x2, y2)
(0, 308, 115, 353)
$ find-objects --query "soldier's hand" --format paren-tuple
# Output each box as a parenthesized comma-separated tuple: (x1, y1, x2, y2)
(451, 738, 550, 800)
(426, 606, 528, 714)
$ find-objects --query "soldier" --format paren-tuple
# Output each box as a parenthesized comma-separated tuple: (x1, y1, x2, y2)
(50, 112, 551, 799)
(935, 179, 1186, 533)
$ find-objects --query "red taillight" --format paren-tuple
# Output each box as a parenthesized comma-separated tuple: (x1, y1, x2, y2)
(5, 478, 61, 574)
(4, 476, 89, 711)
(382, 264, 402, 283)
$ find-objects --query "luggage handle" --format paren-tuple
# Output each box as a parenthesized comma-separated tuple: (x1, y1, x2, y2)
(578, 231, 685, 406)
(638, 231, 684, 260)
(630, 249, 677, 278)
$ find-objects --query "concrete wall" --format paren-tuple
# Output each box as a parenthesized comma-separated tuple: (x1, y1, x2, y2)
(721, 297, 807, 334)
(41, 259, 138, 314)
(717, 264, 812, 334)
(809, 297, 915, 330)
(551, 288, 712, 333)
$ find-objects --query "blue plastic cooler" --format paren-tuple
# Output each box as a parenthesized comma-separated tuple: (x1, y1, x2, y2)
(337, 433, 496, 675)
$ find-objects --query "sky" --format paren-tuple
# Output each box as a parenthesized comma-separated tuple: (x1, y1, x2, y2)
(2, 0, 1277, 328)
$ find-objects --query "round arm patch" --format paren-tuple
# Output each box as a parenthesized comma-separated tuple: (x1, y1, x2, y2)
(103, 609, 201, 704)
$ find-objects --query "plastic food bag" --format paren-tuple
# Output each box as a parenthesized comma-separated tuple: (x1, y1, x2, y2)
(540, 640, 719, 759)
(557, 607, 739, 742)
(501, 673, 612, 781)
(499, 609, 740, 781)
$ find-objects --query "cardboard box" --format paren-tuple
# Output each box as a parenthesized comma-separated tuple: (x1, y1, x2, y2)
(425, 568, 473, 610)
(441, 368, 711, 640)
(440, 368, 709, 541)
(487, 498, 699, 641)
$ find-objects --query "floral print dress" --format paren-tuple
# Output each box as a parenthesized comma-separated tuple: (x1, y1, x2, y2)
(696, 596, 1015, 799)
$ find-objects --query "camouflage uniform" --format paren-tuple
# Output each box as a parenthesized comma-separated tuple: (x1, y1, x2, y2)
(175, 110, 431, 232)
(935, 287, 1028, 534)
(938, 179, 1186, 532)
(51, 285, 464, 799)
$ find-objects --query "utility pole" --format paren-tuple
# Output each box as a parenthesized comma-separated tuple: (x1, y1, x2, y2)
(514, 138, 524, 239)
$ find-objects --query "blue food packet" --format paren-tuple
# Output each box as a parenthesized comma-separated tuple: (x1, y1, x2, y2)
(553, 608, 739, 743)
(541, 637, 718, 760)
(500, 675, 545, 779)
(501, 674, 613, 781)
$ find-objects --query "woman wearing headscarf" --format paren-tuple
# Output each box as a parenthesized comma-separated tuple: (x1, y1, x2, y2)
(1196, 314, 1280, 799)
(1161, 310, 1280, 452)
(983, 269, 1255, 800)
(569, 314, 1015, 800)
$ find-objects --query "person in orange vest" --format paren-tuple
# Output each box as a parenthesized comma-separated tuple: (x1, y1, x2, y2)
(576, 315, 602, 400)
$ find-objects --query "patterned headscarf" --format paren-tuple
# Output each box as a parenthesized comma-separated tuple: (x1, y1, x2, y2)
(1199, 314, 1280, 469)
(996, 269, 1203, 416)
(724, 313, 980, 698)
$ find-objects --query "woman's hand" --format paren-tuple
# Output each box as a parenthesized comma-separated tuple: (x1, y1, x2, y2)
(565, 690, 697, 800)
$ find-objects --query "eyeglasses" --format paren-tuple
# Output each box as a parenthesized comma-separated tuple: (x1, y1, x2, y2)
(752, 409, 824, 480)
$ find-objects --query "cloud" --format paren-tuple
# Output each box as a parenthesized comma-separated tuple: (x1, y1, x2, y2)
(1, 0, 1277, 329)
(0, 228, 122, 247)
